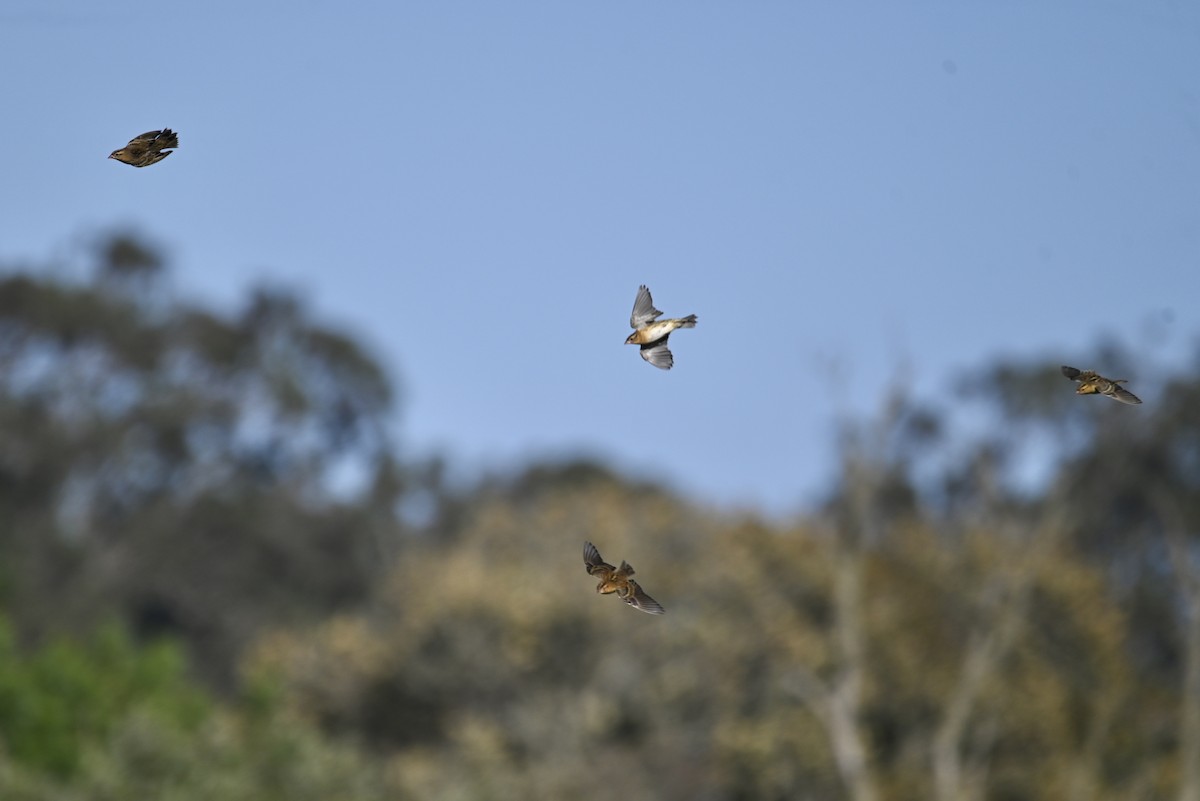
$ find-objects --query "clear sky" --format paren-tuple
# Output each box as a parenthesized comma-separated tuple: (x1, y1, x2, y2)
(1, 1, 1197, 515)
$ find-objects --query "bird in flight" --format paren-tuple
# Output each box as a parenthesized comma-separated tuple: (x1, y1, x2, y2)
(1061, 365, 1142, 405)
(625, 285, 697, 370)
(583, 541, 665, 615)
(108, 129, 179, 167)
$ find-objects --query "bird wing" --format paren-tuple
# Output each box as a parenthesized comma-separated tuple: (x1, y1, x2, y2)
(1061, 365, 1082, 381)
(630, 285, 663, 328)
(127, 129, 177, 150)
(126, 130, 161, 148)
(639, 338, 673, 370)
(583, 541, 616, 578)
(621, 580, 665, 615)
(1109, 385, 1142, 405)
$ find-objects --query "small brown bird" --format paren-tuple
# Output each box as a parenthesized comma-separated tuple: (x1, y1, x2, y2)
(108, 129, 179, 167)
(583, 541, 665, 615)
(1061, 365, 1142, 405)
(625, 285, 697, 370)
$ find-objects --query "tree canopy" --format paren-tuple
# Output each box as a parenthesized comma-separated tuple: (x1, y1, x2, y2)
(3, 234, 1200, 799)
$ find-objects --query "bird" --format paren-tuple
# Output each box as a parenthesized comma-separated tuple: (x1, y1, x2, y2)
(1061, 365, 1142, 405)
(625, 285, 697, 370)
(583, 541, 665, 615)
(108, 129, 179, 167)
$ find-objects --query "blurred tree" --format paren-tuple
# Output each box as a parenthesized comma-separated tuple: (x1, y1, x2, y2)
(0, 617, 204, 779)
(112, 342, 1200, 800)
(0, 615, 398, 800)
(5, 232, 1200, 799)
(952, 348, 1200, 801)
(246, 436, 1164, 800)
(0, 234, 408, 686)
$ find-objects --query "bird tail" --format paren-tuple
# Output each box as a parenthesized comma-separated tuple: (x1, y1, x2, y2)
(678, 314, 698, 328)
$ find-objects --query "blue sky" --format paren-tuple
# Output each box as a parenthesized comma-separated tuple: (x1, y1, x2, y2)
(1, 1, 1197, 514)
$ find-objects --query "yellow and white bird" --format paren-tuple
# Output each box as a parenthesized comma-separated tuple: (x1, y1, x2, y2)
(1061, 365, 1142, 405)
(624, 285, 697, 370)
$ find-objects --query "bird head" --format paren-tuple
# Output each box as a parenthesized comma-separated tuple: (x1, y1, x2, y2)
(624, 332, 637, 345)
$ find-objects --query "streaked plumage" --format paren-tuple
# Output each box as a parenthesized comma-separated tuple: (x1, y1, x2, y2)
(624, 285, 697, 370)
(108, 129, 179, 167)
(1061, 365, 1142, 405)
(583, 541, 665, 615)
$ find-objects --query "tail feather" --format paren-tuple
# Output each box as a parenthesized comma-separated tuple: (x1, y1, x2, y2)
(678, 314, 698, 328)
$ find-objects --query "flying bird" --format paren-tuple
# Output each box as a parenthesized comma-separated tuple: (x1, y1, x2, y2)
(625, 285, 697, 370)
(583, 541, 664, 615)
(1061, 365, 1142, 405)
(108, 129, 179, 167)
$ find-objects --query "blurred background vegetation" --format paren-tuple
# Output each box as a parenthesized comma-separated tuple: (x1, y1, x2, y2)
(2, 234, 1199, 800)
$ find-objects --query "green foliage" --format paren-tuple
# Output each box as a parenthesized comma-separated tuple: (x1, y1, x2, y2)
(0, 619, 203, 779)
(0, 616, 396, 800)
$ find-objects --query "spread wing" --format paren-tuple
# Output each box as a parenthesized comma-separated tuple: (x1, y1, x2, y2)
(124, 131, 157, 151)
(639, 338, 673, 370)
(1061, 365, 1081, 381)
(621, 580, 665, 615)
(1109, 385, 1142, 405)
(583, 541, 616, 578)
(630, 285, 663, 328)
(127, 129, 177, 150)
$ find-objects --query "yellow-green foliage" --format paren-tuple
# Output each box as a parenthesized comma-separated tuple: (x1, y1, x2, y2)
(244, 474, 1163, 801)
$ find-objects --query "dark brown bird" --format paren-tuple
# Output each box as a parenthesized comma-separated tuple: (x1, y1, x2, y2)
(583, 541, 664, 615)
(1061, 365, 1142, 405)
(625, 285, 697, 370)
(108, 129, 179, 167)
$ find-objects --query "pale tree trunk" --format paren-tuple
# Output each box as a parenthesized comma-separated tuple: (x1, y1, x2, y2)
(783, 536, 879, 801)
(932, 622, 1014, 801)
(822, 444, 889, 801)
(930, 494, 1071, 801)
(828, 537, 878, 801)
(780, 521, 879, 801)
